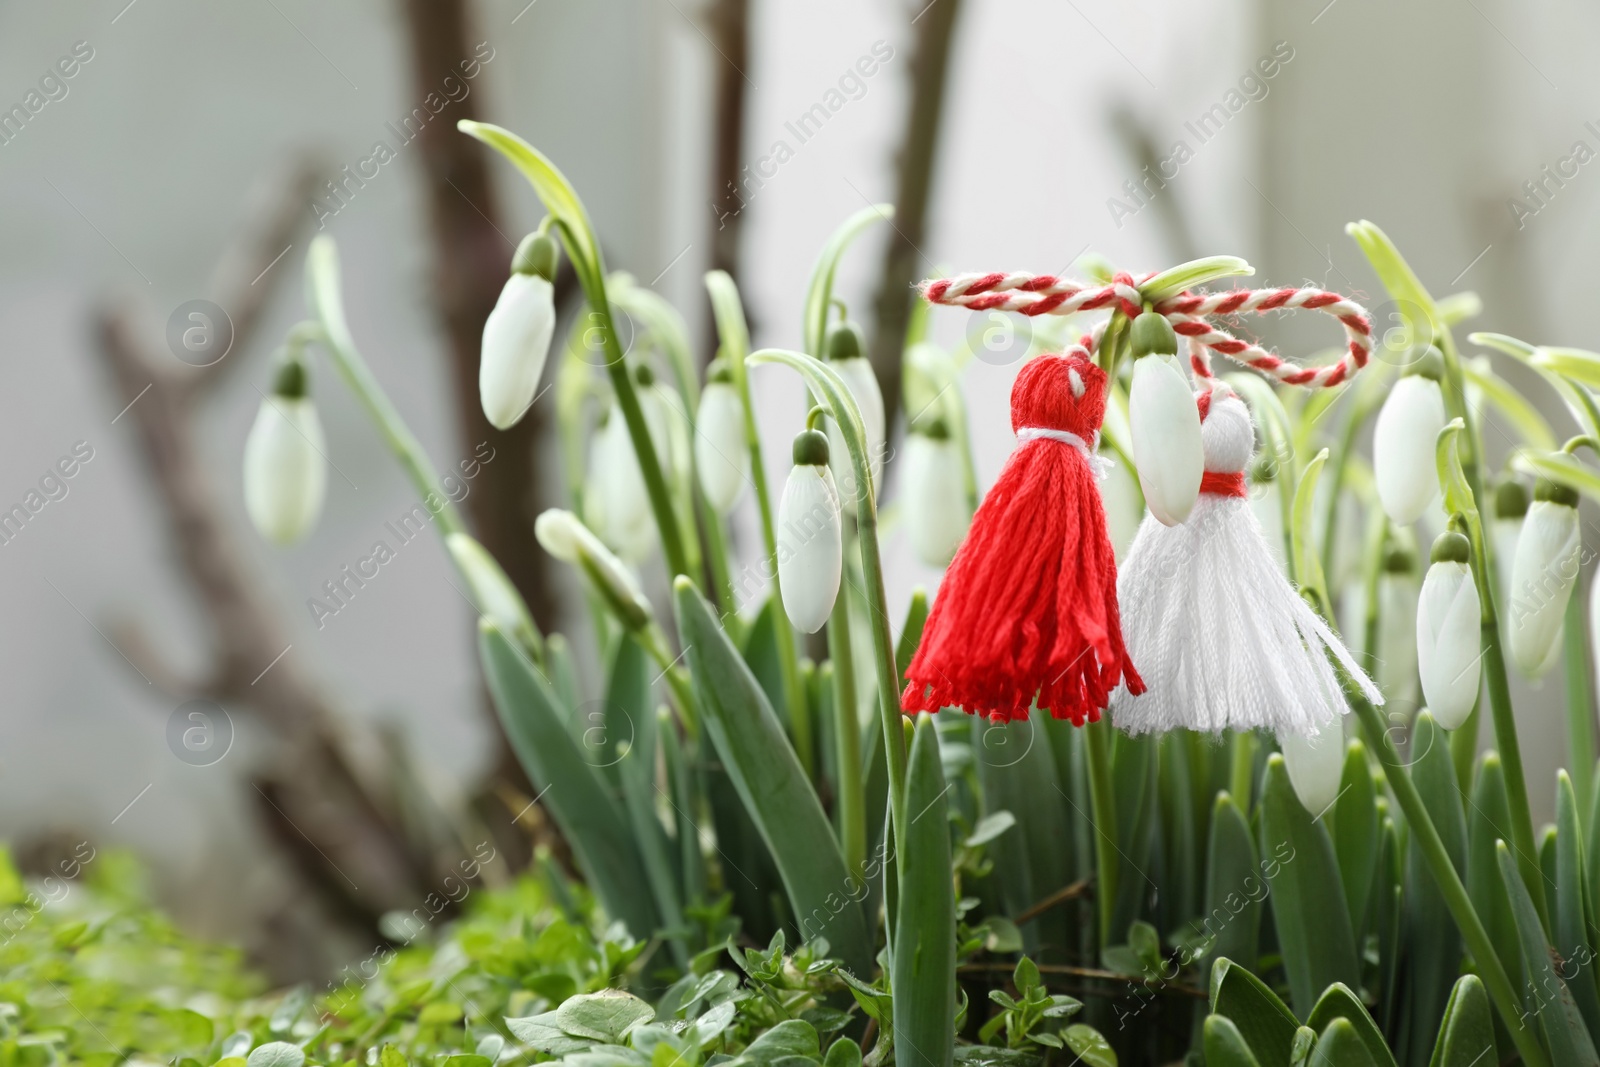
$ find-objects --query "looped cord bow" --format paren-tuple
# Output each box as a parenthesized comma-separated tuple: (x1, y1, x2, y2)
(921, 270, 1372, 390)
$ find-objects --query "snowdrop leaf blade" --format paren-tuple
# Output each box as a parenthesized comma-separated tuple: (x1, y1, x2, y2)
(672, 577, 872, 975)
(1139, 256, 1253, 303)
(1202, 796, 1260, 988)
(1304, 985, 1395, 1067)
(1496, 841, 1600, 1065)
(892, 719, 956, 1067)
(1258, 755, 1360, 1017)
(1333, 742, 1379, 943)
(803, 205, 893, 357)
(1346, 221, 1440, 329)
(1427, 976, 1497, 1067)
(1460, 361, 1556, 451)
(478, 621, 658, 938)
(1207, 958, 1298, 1067)
(458, 122, 600, 285)
(1554, 772, 1600, 1042)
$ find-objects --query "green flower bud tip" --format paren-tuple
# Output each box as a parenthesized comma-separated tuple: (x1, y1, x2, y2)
(913, 415, 951, 441)
(1129, 310, 1178, 359)
(1534, 476, 1580, 508)
(792, 428, 830, 467)
(1405, 346, 1445, 382)
(633, 361, 656, 387)
(825, 320, 865, 362)
(1430, 530, 1472, 565)
(511, 231, 558, 280)
(1249, 455, 1276, 483)
(272, 357, 309, 399)
(706, 357, 733, 385)
(1383, 543, 1418, 574)
(1494, 478, 1528, 520)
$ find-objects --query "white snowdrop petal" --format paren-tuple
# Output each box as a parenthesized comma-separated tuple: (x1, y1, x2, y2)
(480, 274, 555, 430)
(777, 465, 842, 633)
(588, 411, 655, 562)
(1129, 355, 1203, 526)
(1417, 561, 1481, 730)
(902, 434, 970, 567)
(1280, 728, 1345, 817)
(1372, 375, 1446, 525)
(243, 396, 327, 546)
(694, 383, 748, 514)
(535, 507, 651, 627)
(1507, 500, 1580, 673)
(827, 357, 886, 505)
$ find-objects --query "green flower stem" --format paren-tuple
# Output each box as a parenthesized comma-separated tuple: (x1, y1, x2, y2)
(1563, 586, 1596, 821)
(747, 349, 908, 852)
(827, 581, 867, 876)
(1228, 730, 1257, 811)
(1437, 419, 1547, 928)
(1348, 691, 1551, 1067)
(705, 271, 812, 772)
(640, 623, 700, 738)
(305, 238, 466, 539)
(461, 121, 689, 580)
(1084, 718, 1119, 948)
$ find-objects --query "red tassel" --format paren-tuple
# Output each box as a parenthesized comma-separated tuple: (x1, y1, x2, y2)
(902, 350, 1144, 725)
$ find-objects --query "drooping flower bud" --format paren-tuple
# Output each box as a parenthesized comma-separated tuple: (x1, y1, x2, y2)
(1491, 478, 1529, 600)
(1506, 476, 1581, 675)
(901, 416, 970, 567)
(1372, 350, 1446, 525)
(244, 356, 327, 546)
(1278, 728, 1345, 817)
(446, 532, 542, 652)
(823, 320, 885, 506)
(1417, 530, 1481, 730)
(587, 396, 655, 563)
(1376, 543, 1421, 705)
(636, 362, 691, 484)
(694, 359, 747, 514)
(1127, 311, 1203, 526)
(535, 508, 654, 631)
(480, 231, 558, 430)
(777, 429, 843, 633)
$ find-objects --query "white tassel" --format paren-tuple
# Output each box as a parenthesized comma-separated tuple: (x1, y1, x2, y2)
(1112, 387, 1383, 737)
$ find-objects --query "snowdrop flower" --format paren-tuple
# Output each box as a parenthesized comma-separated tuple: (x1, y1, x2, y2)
(637, 363, 691, 484)
(777, 429, 842, 633)
(901, 416, 970, 567)
(587, 402, 654, 563)
(1279, 729, 1345, 817)
(1491, 479, 1529, 601)
(1417, 530, 1481, 730)
(1506, 477, 1581, 675)
(535, 508, 653, 631)
(823, 321, 885, 506)
(1372, 352, 1446, 525)
(244, 357, 326, 546)
(480, 230, 558, 430)
(694, 359, 747, 514)
(1127, 311, 1202, 526)
(1376, 544, 1421, 706)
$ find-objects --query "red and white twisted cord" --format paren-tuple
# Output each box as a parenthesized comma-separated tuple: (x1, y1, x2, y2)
(921, 272, 1372, 390)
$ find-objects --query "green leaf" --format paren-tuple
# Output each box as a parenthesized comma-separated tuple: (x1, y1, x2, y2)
(1497, 841, 1600, 1065)
(1139, 256, 1253, 303)
(478, 620, 658, 937)
(1061, 1024, 1117, 1067)
(1202, 1014, 1265, 1067)
(1332, 741, 1378, 942)
(823, 1037, 862, 1067)
(1313, 1018, 1383, 1066)
(742, 1020, 821, 1065)
(1209, 957, 1299, 1065)
(896, 589, 929, 681)
(1556, 770, 1600, 1041)
(803, 204, 893, 356)
(1465, 754, 1524, 1012)
(1401, 712, 1467, 1065)
(1201, 794, 1261, 983)
(379, 1047, 407, 1067)
(1305, 984, 1396, 1067)
(893, 718, 956, 1067)
(1257, 755, 1360, 1017)
(673, 577, 872, 974)
(1427, 975, 1498, 1067)
(554, 990, 656, 1043)
(457, 121, 601, 288)
(1290, 448, 1331, 613)
(1109, 731, 1157, 938)
(245, 1044, 304, 1067)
